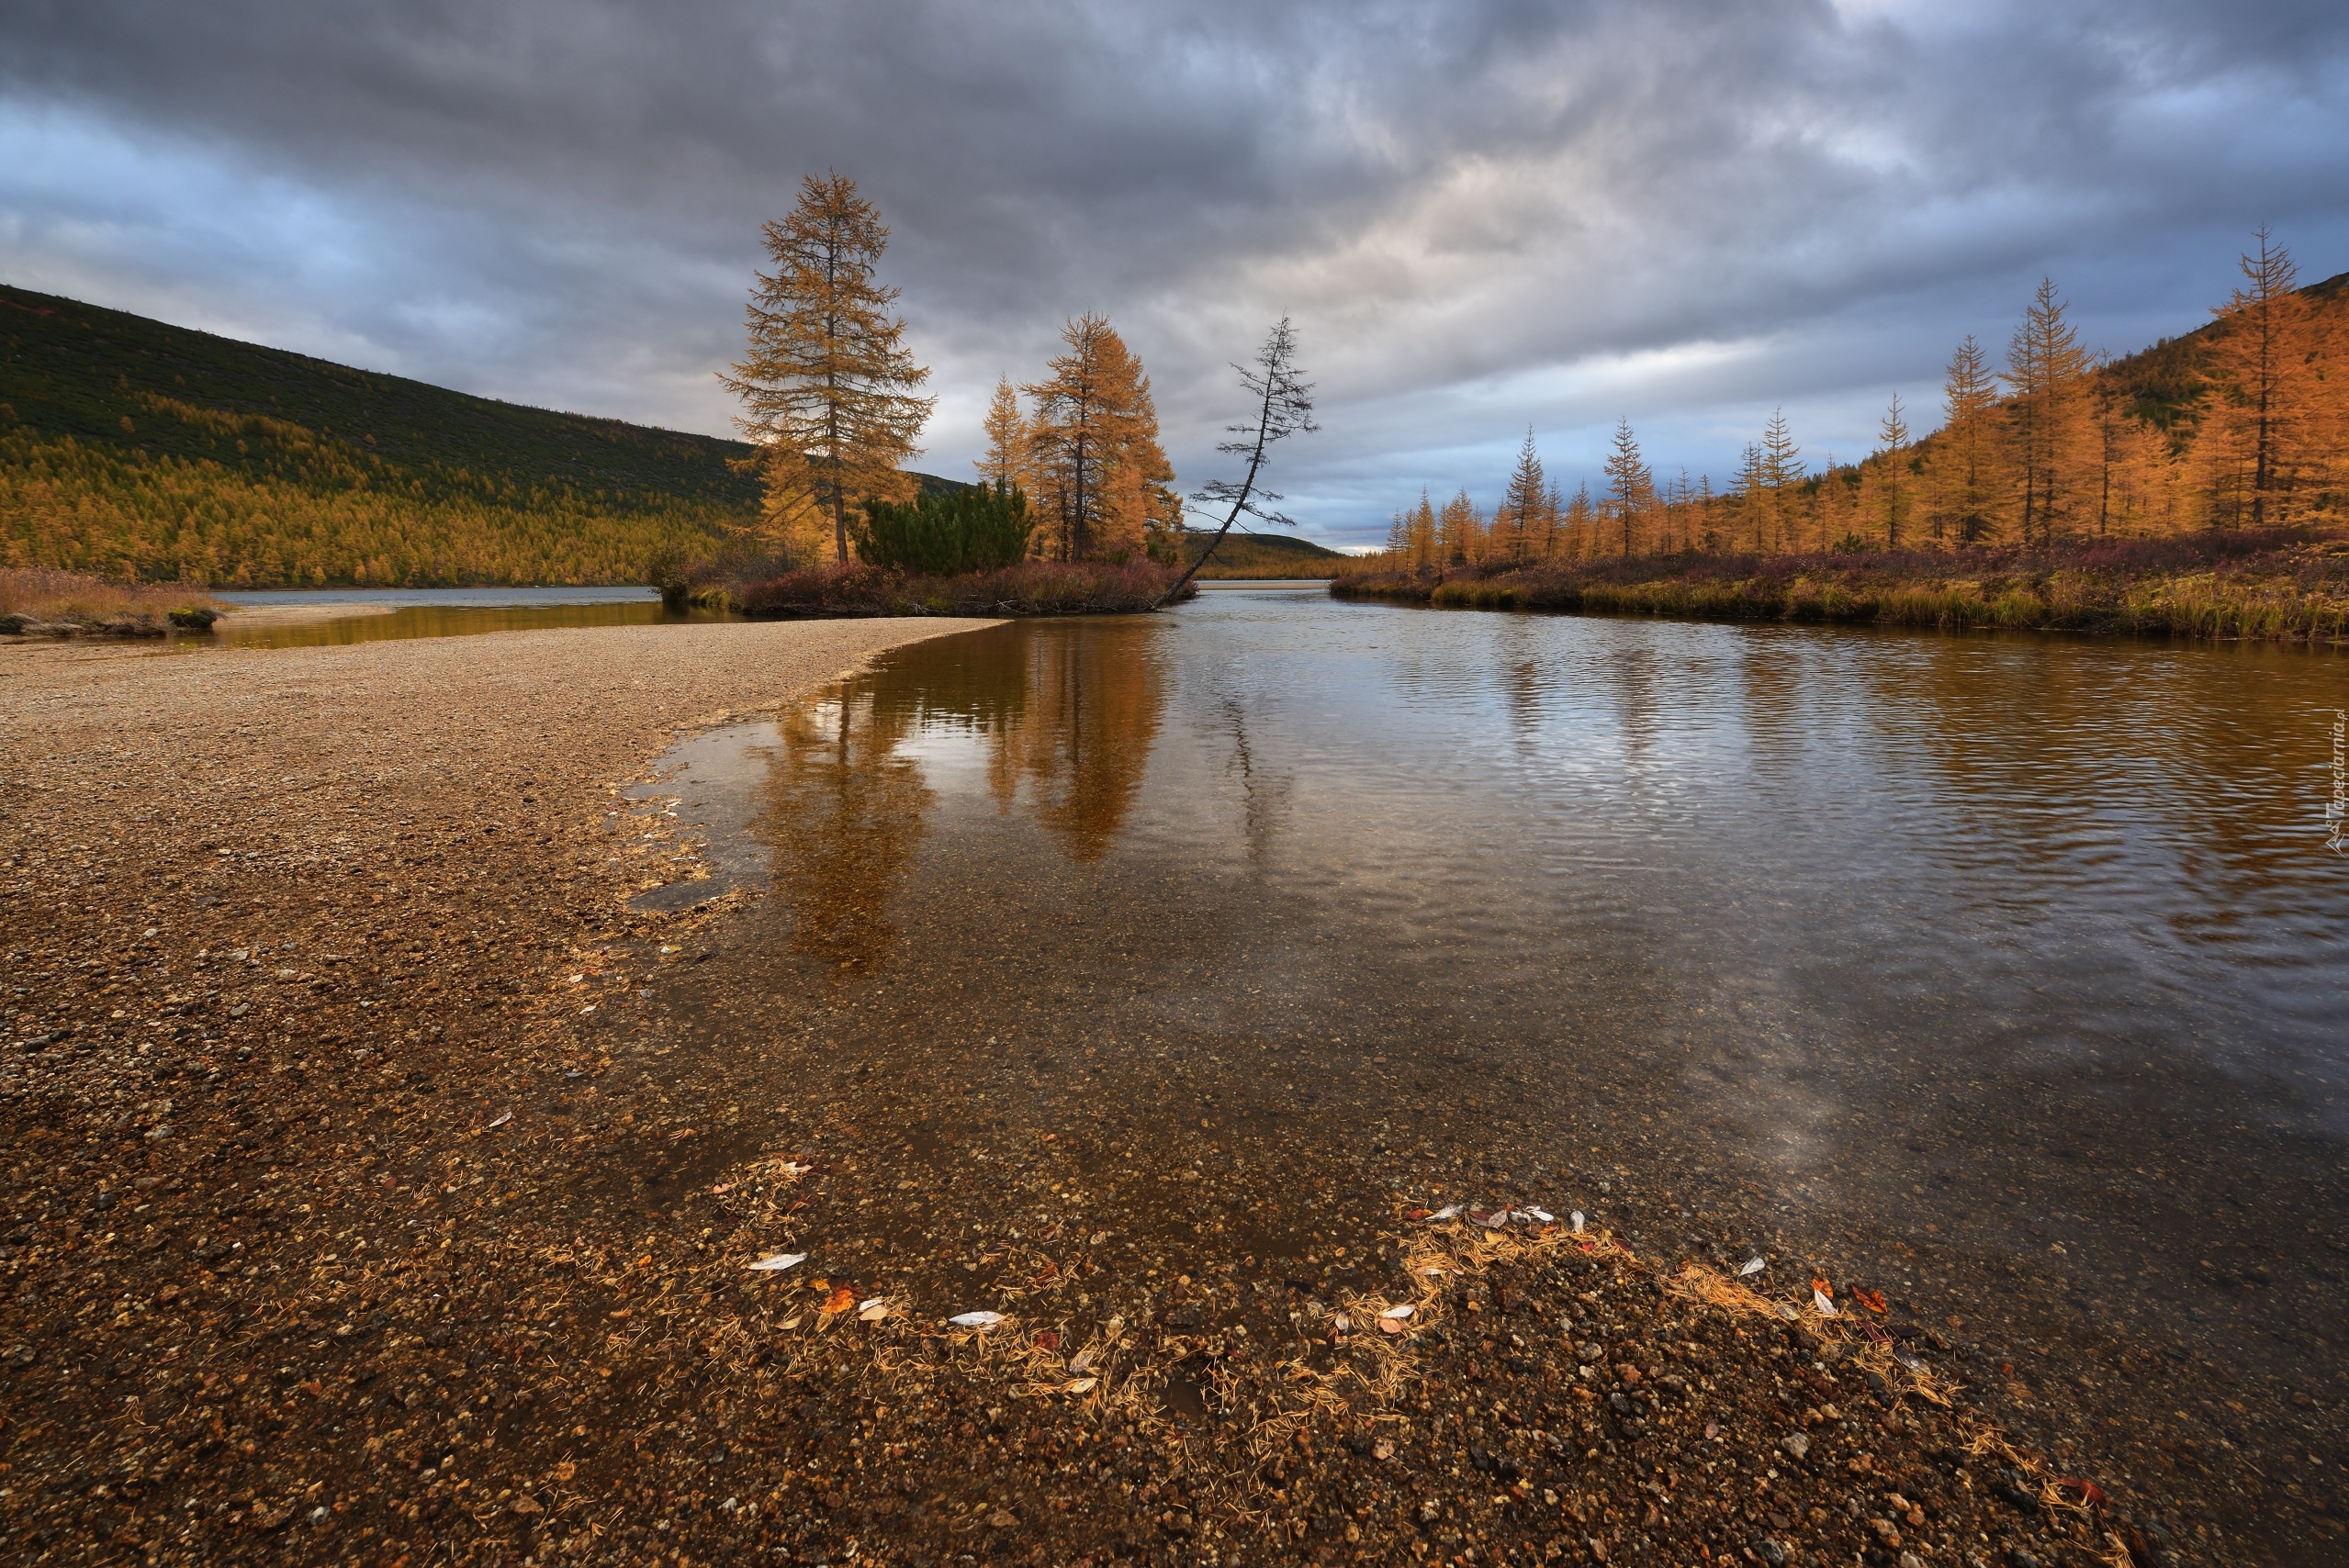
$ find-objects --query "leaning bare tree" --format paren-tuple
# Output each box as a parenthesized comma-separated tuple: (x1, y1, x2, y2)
(1153, 318, 1318, 608)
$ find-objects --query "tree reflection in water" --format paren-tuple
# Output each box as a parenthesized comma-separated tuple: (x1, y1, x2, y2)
(760, 621, 1167, 972)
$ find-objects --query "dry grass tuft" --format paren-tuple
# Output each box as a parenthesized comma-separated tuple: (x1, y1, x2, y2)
(0, 566, 227, 631)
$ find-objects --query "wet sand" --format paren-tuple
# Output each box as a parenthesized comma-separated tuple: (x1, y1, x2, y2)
(0, 615, 2283, 1566)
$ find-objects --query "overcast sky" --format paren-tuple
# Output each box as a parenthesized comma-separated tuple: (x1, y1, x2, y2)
(5, 1, 2345, 546)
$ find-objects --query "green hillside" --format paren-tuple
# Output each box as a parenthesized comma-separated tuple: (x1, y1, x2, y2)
(1, 285, 758, 586)
(1183, 528, 1345, 578)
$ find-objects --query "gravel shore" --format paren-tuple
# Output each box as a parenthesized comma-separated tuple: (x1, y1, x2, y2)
(0, 620, 2209, 1566)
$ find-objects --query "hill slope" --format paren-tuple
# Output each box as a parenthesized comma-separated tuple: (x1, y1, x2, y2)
(1183, 528, 1345, 577)
(2, 285, 955, 587)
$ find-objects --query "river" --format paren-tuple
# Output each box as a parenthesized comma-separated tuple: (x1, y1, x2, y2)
(626, 588, 2347, 1553)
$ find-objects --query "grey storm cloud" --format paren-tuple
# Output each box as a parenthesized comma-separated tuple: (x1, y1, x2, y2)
(5, 0, 2347, 543)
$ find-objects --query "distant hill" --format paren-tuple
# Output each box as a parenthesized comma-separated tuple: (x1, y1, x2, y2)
(1182, 528, 1345, 578)
(0, 285, 950, 587)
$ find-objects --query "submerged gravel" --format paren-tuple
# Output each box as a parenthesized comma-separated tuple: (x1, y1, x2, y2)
(0, 620, 2253, 1566)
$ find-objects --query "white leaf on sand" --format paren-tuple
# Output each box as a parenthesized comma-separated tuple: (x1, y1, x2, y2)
(1062, 1377, 1097, 1394)
(1068, 1349, 1096, 1373)
(1813, 1289, 1838, 1316)
(1739, 1257, 1767, 1277)
(949, 1311, 1004, 1328)
(1427, 1205, 1461, 1221)
(1570, 1211, 1585, 1235)
(858, 1298, 890, 1322)
(1378, 1304, 1414, 1321)
(1332, 1314, 1352, 1332)
(747, 1253, 806, 1272)
(1377, 1316, 1407, 1335)
(486, 1109, 512, 1130)
(780, 1315, 804, 1330)
(1526, 1207, 1556, 1223)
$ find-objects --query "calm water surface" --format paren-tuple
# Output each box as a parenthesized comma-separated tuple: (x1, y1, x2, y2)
(634, 590, 2347, 1543)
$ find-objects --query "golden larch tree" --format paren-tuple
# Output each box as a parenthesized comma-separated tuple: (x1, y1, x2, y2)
(977, 375, 1028, 491)
(1877, 394, 1911, 549)
(1025, 315, 1171, 561)
(1933, 334, 2002, 542)
(1499, 429, 1545, 565)
(2005, 277, 2094, 547)
(723, 174, 935, 565)
(2202, 229, 2316, 526)
(1602, 418, 1655, 558)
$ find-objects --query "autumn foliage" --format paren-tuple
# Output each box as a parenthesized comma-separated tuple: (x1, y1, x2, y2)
(1357, 233, 2349, 575)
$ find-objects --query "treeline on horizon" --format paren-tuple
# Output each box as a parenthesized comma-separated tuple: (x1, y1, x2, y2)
(0, 283, 756, 588)
(1358, 233, 2348, 573)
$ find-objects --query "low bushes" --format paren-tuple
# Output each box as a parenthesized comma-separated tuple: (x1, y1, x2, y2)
(852, 483, 1034, 575)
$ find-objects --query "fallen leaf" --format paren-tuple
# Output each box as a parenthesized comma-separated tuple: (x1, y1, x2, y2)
(1738, 1257, 1767, 1277)
(1062, 1377, 1097, 1394)
(1811, 1277, 1834, 1299)
(1427, 1204, 1461, 1221)
(857, 1298, 890, 1323)
(821, 1286, 857, 1316)
(1570, 1211, 1585, 1235)
(1854, 1287, 1888, 1314)
(949, 1311, 1005, 1328)
(1525, 1206, 1556, 1223)
(746, 1253, 805, 1273)
(485, 1108, 513, 1130)
(1068, 1349, 1096, 1372)
(1813, 1289, 1838, 1317)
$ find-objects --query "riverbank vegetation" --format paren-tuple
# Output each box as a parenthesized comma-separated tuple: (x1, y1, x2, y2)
(1332, 525, 2349, 640)
(1346, 234, 2348, 624)
(0, 565, 225, 636)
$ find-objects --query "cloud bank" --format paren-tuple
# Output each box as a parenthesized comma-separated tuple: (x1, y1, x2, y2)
(6, 0, 2346, 543)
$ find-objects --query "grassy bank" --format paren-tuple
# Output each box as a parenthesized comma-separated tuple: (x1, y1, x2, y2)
(0, 565, 225, 637)
(725, 558, 1194, 617)
(1332, 526, 2349, 641)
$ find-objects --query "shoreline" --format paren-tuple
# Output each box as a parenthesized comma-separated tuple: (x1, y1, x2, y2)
(0, 619, 2250, 1565)
(1330, 529, 2349, 644)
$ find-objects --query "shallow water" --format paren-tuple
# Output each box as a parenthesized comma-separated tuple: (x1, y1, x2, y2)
(626, 590, 2347, 1541)
(185, 601, 725, 651)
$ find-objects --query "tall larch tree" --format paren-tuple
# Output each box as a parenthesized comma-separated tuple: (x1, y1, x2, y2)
(1877, 394, 1911, 549)
(1936, 334, 2001, 542)
(1602, 418, 1655, 559)
(977, 375, 1028, 491)
(723, 173, 934, 565)
(2204, 228, 2314, 526)
(1760, 409, 1803, 552)
(2005, 277, 2093, 547)
(1500, 429, 1546, 565)
(1025, 315, 1171, 561)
